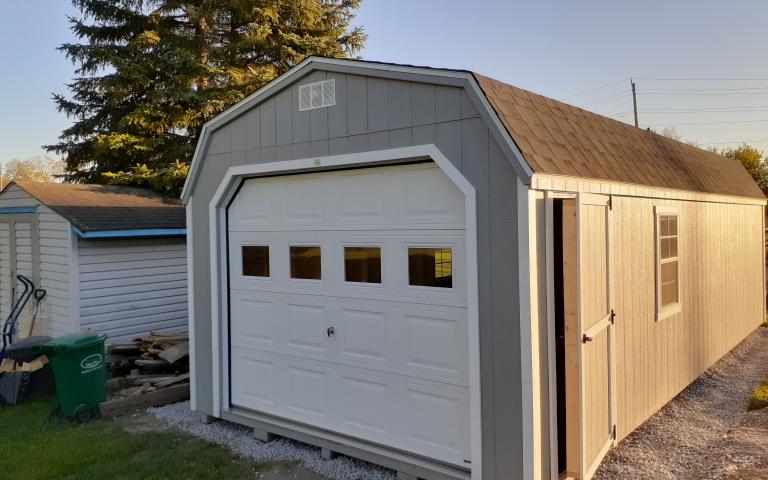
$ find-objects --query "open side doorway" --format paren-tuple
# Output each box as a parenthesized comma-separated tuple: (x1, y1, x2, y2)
(550, 194, 616, 480)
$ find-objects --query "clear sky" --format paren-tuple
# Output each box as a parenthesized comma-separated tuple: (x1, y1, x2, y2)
(3, 0, 768, 164)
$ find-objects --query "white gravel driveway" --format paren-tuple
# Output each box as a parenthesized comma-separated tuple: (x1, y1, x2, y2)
(595, 326, 768, 479)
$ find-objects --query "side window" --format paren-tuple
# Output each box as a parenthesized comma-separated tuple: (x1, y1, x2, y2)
(242, 246, 269, 277)
(655, 207, 680, 320)
(344, 247, 382, 284)
(290, 246, 322, 280)
(408, 247, 453, 288)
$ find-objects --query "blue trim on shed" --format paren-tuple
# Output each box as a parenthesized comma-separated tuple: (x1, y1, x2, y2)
(0, 206, 37, 214)
(72, 227, 187, 239)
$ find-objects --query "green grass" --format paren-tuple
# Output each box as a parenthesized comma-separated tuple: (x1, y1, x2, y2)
(0, 397, 260, 480)
(748, 377, 768, 411)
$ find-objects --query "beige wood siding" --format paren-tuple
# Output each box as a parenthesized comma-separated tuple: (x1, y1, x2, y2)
(611, 195, 764, 438)
(529, 181, 765, 478)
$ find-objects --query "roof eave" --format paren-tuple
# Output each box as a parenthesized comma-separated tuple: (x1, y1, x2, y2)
(72, 227, 187, 239)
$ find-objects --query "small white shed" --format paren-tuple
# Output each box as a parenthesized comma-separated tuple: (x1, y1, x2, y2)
(0, 181, 188, 343)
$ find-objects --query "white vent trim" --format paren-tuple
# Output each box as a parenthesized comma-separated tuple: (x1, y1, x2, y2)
(298, 78, 336, 111)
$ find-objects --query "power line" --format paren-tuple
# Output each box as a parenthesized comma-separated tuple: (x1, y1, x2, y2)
(699, 139, 768, 145)
(646, 119, 768, 127)
(581, 92, 631, 108)
(640, 90, 768, 96)
(633, 76, 768, 81)
(561, 78, 628, 100)
(643, 87, 768, 92)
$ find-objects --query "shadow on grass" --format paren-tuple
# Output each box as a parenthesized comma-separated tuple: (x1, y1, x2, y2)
(0, 396, 261, 480)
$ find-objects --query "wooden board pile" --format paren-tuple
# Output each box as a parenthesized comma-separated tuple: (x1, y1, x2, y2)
(101, 331, 190, 417)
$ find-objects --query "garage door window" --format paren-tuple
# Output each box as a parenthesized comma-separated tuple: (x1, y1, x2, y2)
(408, 247, 453, 288)
(290, 246, 322, 280)
(242, 245, 270, 277)
(344, 247, 382, 284)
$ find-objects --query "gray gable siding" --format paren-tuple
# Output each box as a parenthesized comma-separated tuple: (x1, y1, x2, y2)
(191, 69, 526, 479)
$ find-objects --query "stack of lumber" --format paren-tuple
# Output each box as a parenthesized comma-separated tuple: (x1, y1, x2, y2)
(101, 331, 190, 417)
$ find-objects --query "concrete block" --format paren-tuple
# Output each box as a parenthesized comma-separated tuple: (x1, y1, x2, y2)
(320, 447, 339, 460)
(253, 427, 277, 442)
(396, 472, 419, 480)
(200, 413, 217, 425)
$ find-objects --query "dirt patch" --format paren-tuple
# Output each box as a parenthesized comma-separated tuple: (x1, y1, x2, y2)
(594, 327, 768, 479)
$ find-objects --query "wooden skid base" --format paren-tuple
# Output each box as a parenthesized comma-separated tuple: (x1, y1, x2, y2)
(99, 384, 190, 418)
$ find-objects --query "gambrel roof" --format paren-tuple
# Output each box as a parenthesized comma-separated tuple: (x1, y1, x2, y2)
(474, 74, 764, 199)
(182, 57, 764, 201)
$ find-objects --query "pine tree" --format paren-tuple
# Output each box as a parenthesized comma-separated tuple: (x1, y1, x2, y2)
(48, 0, 365, 195)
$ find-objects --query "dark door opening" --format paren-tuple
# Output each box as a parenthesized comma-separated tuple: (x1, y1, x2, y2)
(553, 199, 567, 475)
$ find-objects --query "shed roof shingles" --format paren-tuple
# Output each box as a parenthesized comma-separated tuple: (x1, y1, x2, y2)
(473, 73, 765, 199)
(9, 182, 185, 233)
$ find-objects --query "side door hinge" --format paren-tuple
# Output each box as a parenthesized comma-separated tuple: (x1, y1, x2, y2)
(613, 424, 617, 439)
(610, 309, 616, 325)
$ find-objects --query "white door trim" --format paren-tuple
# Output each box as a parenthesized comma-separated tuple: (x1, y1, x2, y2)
(207, 144, 482, 479)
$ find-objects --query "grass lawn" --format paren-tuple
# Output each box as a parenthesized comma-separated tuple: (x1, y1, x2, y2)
(0, 397, 260, 480)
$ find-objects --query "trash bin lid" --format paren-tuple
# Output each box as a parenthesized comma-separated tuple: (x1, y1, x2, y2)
(42, 333, 107, 352)
(6, 336, 52, 351)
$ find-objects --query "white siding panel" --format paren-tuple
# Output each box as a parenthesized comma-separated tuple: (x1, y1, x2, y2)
(78, 237, 188, 342)
(37, 206, 74, 337)
(0, 186, 73, 337)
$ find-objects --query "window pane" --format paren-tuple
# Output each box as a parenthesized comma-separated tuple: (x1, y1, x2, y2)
(668, 216, 677, 235)
(290, 246, 321, 280)
(408, 248, 453, 288)
(242, 246, 269, 277)
(345, 247, 381, 283)
(661, 261, 677, 284)
(661, 261, 679, 306)
(661, 237, 678, 260)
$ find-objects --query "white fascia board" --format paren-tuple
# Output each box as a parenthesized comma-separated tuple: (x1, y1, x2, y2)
(181, 57, 535, 203)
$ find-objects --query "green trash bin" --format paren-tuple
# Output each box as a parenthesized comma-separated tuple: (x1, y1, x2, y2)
(41, 333, 107, 422)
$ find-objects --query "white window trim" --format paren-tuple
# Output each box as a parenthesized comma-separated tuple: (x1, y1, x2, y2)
(654, 206, 681, 321)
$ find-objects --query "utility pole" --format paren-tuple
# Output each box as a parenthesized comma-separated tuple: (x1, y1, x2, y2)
(631, 78, 639, 128)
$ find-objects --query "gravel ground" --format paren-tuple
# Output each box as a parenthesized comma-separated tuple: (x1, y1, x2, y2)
(594, 326, 768, 479)
(148, 401, 396, 480)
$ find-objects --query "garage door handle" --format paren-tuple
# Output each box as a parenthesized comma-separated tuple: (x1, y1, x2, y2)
(327, 326, 335, 337)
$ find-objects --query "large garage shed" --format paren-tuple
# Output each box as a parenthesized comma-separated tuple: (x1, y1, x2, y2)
(182, 57, 766, 480)
(0, 182, 188, 343)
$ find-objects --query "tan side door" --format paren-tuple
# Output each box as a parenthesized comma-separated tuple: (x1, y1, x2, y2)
(577, 193, 616, 480)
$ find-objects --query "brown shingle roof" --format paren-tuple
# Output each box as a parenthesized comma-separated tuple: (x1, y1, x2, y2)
(8, 182, 185, 233)
(474, 73, 765, 199)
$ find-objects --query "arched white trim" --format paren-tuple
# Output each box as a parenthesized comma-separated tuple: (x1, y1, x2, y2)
(207, 144, 483, 479)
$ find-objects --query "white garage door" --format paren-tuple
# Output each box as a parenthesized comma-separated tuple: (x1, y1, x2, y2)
(227, 163, 470, 467)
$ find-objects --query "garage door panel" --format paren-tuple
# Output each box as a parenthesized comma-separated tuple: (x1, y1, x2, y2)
(231, 292, 468, 386)
(231, 350, 277, 410)
(286, 303, 329, 353)
(288, 365, 330, 418)
(402, 166, 465, 225)
(229, 165, 465, 232)
(406, 387, 468, 458)
(227, 164, 470, 467)
(230, 348, 469, 466)
(340, 375, 390, 436)
(338, 308, 389, 362)
(228, 230, 467, 305)
(405, 311, 468, 378)
(230, 294, 278, 347)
